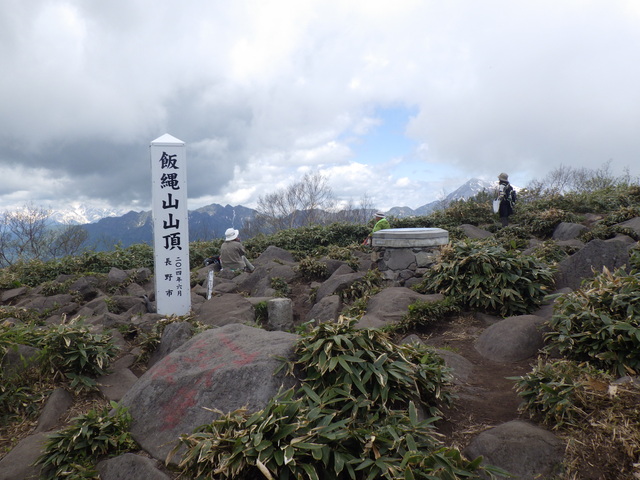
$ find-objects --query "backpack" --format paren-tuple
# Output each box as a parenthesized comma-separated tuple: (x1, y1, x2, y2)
(499, 184, 516, 205)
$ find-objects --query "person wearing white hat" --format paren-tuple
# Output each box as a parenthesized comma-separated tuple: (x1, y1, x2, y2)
(219, 228, 255, 272)
(363, 211, 391, 246)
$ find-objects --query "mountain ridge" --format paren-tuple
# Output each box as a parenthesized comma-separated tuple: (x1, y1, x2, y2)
(56, 178, 499, 250)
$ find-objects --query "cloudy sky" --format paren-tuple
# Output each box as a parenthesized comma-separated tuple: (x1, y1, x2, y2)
(2, 0, 639, 215)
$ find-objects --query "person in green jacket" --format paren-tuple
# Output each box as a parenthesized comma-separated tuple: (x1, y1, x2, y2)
(364, 212, 390, 246)
(372, 212, 390, 233)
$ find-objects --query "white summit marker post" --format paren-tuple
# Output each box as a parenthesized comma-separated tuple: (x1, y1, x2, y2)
(149, 134, 191, 316)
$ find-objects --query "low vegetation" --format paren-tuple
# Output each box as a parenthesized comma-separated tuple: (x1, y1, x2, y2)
(37, 402, 137, 480)
(174, 319, 506, 479)
(414, 240, 555, 317)
(1, 163, 640, 478)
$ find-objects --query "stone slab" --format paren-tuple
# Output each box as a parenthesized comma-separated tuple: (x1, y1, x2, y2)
(372, 228, 449, 247)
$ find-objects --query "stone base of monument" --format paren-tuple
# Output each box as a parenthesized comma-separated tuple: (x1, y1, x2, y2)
(371, 228, 449, 285)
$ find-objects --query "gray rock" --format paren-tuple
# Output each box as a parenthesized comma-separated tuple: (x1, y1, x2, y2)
(69, 277, 100, 301)
(254, 245, 297, 264)
(97, 368, 139, 402)
(120, 324, 299, 463)
(305, 295, 342, 323)
(107, 267, 130, 287)
(97, 453, 171, 480)
(399, 335, 472, 386)
(608, 234, 637, 245)
(434, 348, 474, 385)
(474, 315, 546, 362)
(267, 297, 294, 331)
(1, 286, 29, 303)
(552, 222, 588, 241)
(125, 282, 148, 297)
(555, 239, 630, 290)
(1, 344, 41, 377)
(464, 420, 564, 480)
(83, 296, 110, 315)
(358, 287, 444, 329)
(242, 263, 299, 297)
(0, 432, 48, 480)
(616, 216, 640, 237)
(112, 353, 137, 370)
(194, 293, 255, 327)
(88, 312, 129, 330)
(385, 248, 417, 271)
(314, 270, 365, 303)
(460, 224, 492, 239)
(322, 258, 349, 276)
(35, 388, 74, 433)
(16, 294, 75, 313)
(148, 321, 194, 367)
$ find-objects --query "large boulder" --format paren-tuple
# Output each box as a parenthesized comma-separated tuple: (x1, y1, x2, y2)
(314, 268, 366, 303)
(120, 324, 299, 463)
(460, 224, 492, 239)
(254, 245, 297, 265)
(34, 388, 74, 433)
(616, 216, 640, 237)
(147, 321, 194, 367)
(358, 287, 444, 329)
(464, 420, 564, 479)
(0, 432, 48, 480)
(552, 221, 588, 241)
(194, 293, 256, 327)
(474, 315, 546, 362)
(306, 295, 342, 323)
(555, 238, 630, 290)
(97, 453, 171, 480)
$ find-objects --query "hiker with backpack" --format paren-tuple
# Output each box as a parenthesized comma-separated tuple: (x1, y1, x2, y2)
(496, 172, 516, 227)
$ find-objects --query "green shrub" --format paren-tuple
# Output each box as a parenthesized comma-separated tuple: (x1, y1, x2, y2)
(515, 207, 575, 238)
(417, 240, 555, 317)
(545, 267, 640, 375)
(175, 319, 505, 480)
(512, 359, 609, 427)
(245, 223, 369, 258)
(293, 318, 453, 416)
(297, 257, 329, 280)
(528, 240, 577, 265)
(393, 297, 462, 333)
(37, 402, 138, 480)
(489, 225, 532, 250)
(176, 393, 498, 480)
(270, 277, 291, 298)
(0, 244, 154, 288)
(37, 321, 117, 386)
(1, 319, 120, 393)
(338, 269, 384, 304)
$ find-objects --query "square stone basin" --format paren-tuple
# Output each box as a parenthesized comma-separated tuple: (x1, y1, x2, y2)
(372, 227, 449, 248)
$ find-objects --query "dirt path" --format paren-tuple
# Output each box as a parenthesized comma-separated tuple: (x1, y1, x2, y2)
(414, 314, 534, 449)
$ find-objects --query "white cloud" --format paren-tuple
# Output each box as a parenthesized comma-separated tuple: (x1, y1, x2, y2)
(1, 0, 639, 213)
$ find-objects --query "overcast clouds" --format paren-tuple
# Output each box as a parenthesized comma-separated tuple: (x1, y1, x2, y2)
(2, 0, 639, 214)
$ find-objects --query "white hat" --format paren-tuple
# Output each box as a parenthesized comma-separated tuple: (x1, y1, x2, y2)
(224, 228, 239, 241)
(375, 211, 385, 217)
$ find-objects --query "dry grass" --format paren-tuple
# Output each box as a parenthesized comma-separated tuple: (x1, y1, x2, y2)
(553, 381, 640, 480)
(0, 386, 108, 460)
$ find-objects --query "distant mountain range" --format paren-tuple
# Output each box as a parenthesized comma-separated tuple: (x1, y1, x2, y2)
(50, 178, 498, 250)
(387, 178, 496, 217)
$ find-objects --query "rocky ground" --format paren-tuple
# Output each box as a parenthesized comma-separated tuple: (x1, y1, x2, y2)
(1, 219, 640, 479)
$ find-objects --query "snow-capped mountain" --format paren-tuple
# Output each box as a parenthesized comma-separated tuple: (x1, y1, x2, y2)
(34, 178, 506, 251)
(49, 204, 129, 225)
(445, 178, 496, 202)
(409, 178, 497, 216)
